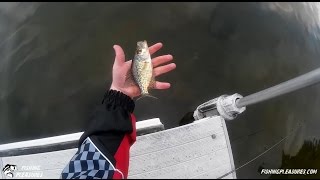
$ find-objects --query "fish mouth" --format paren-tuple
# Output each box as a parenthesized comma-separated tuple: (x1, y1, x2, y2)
(136, 40, 148, 49)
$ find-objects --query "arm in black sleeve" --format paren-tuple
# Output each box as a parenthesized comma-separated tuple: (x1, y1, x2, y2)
(61, 89, 136, 179)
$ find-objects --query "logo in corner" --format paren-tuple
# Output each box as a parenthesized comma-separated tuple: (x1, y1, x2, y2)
(2, 164, 17, 178)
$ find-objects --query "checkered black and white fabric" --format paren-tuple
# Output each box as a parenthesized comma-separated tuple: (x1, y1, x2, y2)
(61, 138, 116, 179)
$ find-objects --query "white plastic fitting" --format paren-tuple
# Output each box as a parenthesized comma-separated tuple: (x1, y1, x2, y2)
(193, 93, 246, 121)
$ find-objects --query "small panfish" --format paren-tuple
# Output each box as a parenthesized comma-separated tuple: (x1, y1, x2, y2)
(132, 40, 157, 100)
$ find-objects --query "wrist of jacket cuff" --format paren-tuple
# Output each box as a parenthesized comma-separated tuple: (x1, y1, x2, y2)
(78, 89, 136, 154)
(102, 89, 135, 113)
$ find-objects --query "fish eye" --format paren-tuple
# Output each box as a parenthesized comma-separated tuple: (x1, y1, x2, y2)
(136, 49, 142, 54)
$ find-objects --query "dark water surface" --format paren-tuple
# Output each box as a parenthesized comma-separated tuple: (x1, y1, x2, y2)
(1, 2, 320, 178)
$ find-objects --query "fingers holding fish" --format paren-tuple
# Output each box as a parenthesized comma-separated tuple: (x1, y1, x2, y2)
(152, 54, 173, 68)
(154, 63, 176, 77)
(125, 54, 173, 68)
(124, 60, 132, 69)
(148, 42, 163, 55)
(153, 81, 171, 90)
(113, 45, 126, 66)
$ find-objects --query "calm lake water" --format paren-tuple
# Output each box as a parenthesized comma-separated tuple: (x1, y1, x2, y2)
(0, 2, 320, 178)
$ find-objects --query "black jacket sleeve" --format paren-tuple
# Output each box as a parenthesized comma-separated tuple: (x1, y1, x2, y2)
(61, 90, 136, 179)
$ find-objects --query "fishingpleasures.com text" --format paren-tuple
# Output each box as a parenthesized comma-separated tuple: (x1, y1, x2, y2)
(261, 169, 318, 175)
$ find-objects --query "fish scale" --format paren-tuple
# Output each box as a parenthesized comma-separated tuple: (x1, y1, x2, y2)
(131, 40, 157, 99)
(133, 61, 153, 94)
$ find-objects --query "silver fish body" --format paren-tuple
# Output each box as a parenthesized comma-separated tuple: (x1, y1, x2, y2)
(132, 40, 156, 98)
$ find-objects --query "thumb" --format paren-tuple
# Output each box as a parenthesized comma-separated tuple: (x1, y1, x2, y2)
(113, 45, 125, 65)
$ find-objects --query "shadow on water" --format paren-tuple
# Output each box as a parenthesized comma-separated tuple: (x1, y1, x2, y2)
(1, 2, 320, 179)
(267, 139, 320, 179)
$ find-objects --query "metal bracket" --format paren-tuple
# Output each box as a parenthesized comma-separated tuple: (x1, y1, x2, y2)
(193, 93, 246, 121)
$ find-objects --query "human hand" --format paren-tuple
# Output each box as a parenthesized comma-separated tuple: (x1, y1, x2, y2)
(110, 42, 176, 99)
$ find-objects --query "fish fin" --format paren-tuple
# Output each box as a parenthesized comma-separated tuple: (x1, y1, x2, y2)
(136, 93, 158, 101)
(149, 73, 156, 89)
(124, 70, 136, 87)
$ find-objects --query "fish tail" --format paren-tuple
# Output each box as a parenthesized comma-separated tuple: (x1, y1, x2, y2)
(136, 93, 158, 101)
